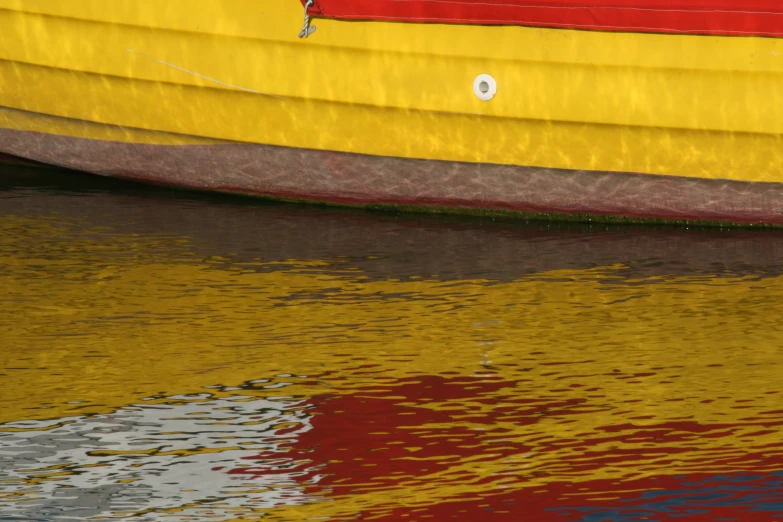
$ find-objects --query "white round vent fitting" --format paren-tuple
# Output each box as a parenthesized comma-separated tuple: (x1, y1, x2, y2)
(473, 74, 497, 101)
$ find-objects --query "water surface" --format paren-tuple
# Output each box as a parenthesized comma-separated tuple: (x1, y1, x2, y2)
(2, 164, 783, 521)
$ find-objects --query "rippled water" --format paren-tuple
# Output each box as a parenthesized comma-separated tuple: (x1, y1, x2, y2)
(3, 163, 783, 521)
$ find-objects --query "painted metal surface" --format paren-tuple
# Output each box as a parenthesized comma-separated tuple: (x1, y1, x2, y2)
(1, 1, 783, 221)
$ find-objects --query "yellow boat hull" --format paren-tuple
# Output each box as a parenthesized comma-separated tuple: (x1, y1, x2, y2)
(2, 1, 783, 222)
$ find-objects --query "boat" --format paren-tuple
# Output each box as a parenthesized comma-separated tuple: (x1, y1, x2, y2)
(2, 0, 783, 225)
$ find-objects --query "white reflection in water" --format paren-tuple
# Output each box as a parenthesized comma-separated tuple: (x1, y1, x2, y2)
(0, 391, 316, 520)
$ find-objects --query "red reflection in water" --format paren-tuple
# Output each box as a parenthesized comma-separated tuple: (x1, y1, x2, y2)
(230, 375, 783, 520)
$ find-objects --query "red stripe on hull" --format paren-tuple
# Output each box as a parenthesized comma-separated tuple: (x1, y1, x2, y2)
(3, 129, 783, 225)
(305, 0, 783, 37)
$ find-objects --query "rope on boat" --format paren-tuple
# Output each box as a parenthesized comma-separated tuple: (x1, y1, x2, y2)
(298, 0, 316, 38)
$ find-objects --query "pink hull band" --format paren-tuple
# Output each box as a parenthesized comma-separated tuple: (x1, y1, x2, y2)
(2, 128, 783, 225)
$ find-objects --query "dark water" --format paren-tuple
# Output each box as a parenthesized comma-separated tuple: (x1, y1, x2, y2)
(3, 163, 783, 521)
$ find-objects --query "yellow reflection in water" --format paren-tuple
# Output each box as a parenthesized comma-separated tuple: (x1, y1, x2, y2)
(3, 214, 783, 520)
